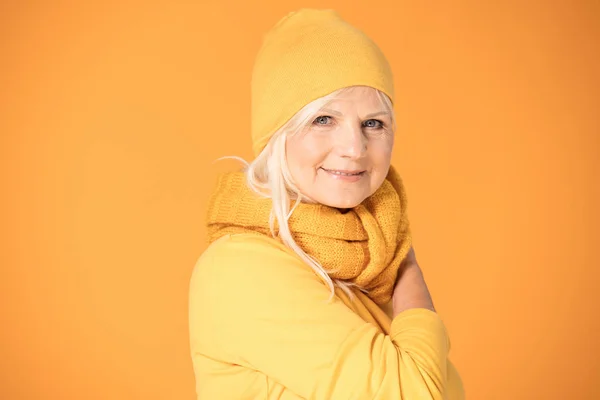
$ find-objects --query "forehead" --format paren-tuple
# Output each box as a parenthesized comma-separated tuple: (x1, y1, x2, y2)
(323, 86, 384, 109)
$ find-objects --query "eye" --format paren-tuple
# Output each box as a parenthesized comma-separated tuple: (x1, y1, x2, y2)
(363, 119, 384, 129)
(313, 115, 333, 125)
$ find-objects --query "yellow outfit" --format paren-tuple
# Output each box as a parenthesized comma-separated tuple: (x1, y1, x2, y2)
(189, 233, 465, 399)
(188, 167, 465, 398)
(189, 7, 465, 399)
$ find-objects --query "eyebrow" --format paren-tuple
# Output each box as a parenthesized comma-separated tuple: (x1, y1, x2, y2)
(320, 108, 390, 118)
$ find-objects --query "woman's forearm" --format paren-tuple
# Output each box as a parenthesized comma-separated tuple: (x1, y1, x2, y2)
(392, 262, 436, 317)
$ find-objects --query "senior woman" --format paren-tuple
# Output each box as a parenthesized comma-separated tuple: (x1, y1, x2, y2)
(189, 8, 465, 399)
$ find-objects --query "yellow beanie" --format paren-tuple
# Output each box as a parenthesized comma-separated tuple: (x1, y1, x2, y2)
(251, 8, 395, 156)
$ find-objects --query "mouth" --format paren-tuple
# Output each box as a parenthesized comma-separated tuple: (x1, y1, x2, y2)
(320, 168, 366, 181)
(321, 168, 364, 176)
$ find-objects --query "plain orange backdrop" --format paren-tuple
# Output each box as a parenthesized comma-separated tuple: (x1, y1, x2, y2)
(1, 1, 599, 399)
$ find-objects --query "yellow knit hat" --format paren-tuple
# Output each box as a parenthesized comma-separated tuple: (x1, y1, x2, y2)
(251, 8, 395, 156)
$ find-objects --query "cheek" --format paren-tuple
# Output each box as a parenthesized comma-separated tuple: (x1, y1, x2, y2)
(368, 137, 393, 161)
(286, 138, 315, 189)
(288, 135, 329, 168)
(287, 140, 309, 174)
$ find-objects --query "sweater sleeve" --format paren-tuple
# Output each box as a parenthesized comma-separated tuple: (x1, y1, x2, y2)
(189, 234, 455, 399)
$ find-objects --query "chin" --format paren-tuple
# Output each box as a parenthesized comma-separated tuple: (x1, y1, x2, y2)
(321, 195, 366, 210)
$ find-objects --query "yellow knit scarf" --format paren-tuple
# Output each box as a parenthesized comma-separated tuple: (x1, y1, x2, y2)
(206, 165, 412, 305)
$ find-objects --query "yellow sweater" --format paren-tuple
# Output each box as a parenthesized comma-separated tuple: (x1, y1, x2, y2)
(189, 233, 465, 399)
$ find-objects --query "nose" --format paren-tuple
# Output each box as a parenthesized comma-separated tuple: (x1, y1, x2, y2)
(334, 123, 367, 159)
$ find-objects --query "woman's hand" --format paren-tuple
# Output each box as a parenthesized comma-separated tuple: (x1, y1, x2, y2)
(392, 246, 436, 317)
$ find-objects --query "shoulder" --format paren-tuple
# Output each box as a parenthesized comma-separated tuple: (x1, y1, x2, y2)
(189, 233, 323, 306)
(192, 233, 312, 280)
(188, 233, 334, 357)
(201, 233, 293, 261)
(188, 234, 364, 376)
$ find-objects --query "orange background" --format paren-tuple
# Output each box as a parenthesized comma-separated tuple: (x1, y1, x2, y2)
(1, 1, 599, 399)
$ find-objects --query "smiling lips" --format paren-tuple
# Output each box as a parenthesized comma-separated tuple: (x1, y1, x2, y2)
(320, 168, 365, 182)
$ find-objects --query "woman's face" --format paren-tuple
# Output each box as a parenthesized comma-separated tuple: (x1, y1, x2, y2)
(286, 86, 394, 209)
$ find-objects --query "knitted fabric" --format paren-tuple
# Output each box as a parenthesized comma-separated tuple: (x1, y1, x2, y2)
(251, 8, 394, 156)
(206, 165, 412, 305)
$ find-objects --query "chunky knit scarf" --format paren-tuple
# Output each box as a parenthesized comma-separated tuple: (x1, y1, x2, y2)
(206, 165, 412, 305)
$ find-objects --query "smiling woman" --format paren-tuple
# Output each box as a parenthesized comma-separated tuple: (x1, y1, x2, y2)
(189, 8, 465, 399)
(286, 85, 395, 210)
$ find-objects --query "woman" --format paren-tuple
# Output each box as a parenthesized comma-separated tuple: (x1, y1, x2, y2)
(189, 8, 465, 399)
